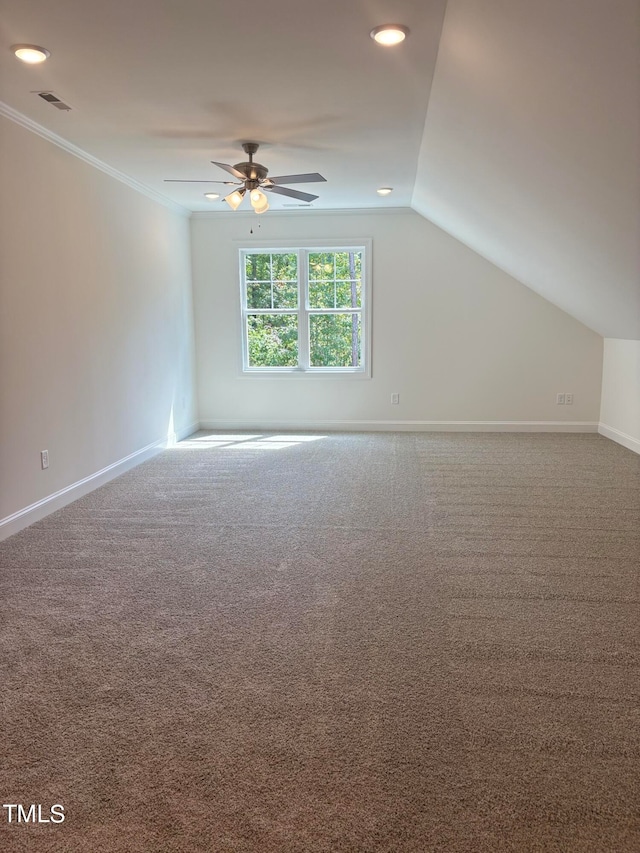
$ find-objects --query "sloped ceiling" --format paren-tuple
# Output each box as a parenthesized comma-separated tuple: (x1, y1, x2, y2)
(414, 0, 640, 339)
(0, 0, 638, 339)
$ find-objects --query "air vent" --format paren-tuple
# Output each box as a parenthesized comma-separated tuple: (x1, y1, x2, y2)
(36, 91, 72, 111)
(282, 203, 313, 208)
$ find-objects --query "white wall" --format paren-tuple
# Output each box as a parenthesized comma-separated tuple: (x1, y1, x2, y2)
(0, 115, 198, 534)
(412, 0, 640, 340)
(599, 339, 640, 454)
(191, 209, 603, 430)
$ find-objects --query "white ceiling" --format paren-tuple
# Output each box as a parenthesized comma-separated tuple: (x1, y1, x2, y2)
(1, 0, 638, 338)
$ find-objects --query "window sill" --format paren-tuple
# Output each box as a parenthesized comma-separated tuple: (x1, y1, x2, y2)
(240, 368, 371, 379)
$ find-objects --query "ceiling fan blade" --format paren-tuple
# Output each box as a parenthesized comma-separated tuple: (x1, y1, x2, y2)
(266, 186, 319, 203)
(164, 179, 239, 184)
(268, 172, 326, 185)
(211, 161, 247, 180)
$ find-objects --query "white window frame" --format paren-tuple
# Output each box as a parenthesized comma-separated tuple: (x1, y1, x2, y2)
(238, 239, 372, 377)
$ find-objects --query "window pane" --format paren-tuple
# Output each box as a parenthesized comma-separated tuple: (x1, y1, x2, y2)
(334, 280, 361, 309)
(247, 314, 298, 367)
(246, 253, 298, 309)
(308, 280, 336, 309)
(334, 252, 355, 279)
(308, 251, 362, 309)
(309, 313, 361, 368)
(246, 282, 272, 309)
(272, 280, 298, 309)
(245, 254, 271, 282)
(309, 253, 334, 281)
(271, 253, 297, 281)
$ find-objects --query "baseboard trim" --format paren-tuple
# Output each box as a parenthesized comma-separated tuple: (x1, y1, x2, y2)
(3, 418, 613, 541)
(0, 422, 199, 541)
(198, 419, 599, 434)
(598, 423, 640, 455)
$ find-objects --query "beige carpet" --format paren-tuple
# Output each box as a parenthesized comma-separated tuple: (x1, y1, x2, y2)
(1, 431, 638, 852)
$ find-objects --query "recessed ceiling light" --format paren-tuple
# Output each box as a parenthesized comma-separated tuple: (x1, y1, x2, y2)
(12, 44, 50, 64)
(370, 25, 409, 46)
(377, 187, 393, 196)
(204, 192, 220, 200)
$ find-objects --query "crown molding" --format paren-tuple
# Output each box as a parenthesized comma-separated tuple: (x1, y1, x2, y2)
(0, 101, 190, 217)
(190, 206, 414, 220)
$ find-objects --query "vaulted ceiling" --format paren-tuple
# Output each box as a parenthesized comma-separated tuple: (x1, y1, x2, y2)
(1, 0, 638, 338)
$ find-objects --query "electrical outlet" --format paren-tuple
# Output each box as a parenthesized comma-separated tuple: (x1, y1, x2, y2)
(391, 393, 400, 405)
(556, 393, 565, 405)
(41, 450, 49, 469)
(565, 393, 573, 405)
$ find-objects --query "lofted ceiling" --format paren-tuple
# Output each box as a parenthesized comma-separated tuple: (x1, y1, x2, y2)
(0, 0, 638, 338)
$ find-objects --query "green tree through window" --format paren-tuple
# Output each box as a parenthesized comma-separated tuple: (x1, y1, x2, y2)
(240, 245, 369, 373)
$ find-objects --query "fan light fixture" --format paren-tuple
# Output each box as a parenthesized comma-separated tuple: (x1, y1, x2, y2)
(225, 187, 269, 213)
(250, 189, 270, 214)
(224, 188, 246, 210)
(377, 187, 393, 196)
(370, 25, 409, 46)
(12, 44, 50, 63)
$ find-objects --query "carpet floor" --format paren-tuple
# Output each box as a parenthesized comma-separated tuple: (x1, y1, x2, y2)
(1, 431, 639, 852)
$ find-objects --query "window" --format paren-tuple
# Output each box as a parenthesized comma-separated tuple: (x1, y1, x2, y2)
(239, 242, 371, 375)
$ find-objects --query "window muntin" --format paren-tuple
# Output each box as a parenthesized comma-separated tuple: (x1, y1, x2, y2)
(240, 244, 369, 374)
(308, 252, 362, 310)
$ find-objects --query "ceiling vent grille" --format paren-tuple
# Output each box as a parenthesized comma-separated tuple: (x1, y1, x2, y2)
(36, 91, 72, 111)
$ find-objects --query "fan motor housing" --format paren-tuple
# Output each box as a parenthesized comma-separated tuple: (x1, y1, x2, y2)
(234, 161, 268, 183)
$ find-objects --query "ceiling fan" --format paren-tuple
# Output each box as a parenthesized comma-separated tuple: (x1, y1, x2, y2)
(165, 142, 326, 212)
